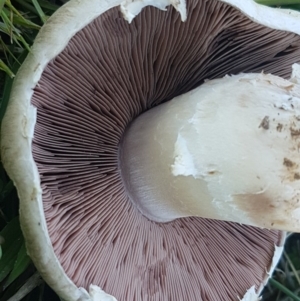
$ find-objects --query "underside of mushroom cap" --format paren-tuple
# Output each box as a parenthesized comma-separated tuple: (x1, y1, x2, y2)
(1, 0, 300, 301)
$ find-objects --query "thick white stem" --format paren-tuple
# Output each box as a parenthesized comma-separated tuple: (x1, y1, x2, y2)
(121, 65, 300, 231)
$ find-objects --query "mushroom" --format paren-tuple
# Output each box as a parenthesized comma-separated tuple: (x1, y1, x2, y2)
(1, 0, 300, 301)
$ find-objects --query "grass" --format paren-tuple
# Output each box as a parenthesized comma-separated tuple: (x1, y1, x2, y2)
(0, 0, 299, 300)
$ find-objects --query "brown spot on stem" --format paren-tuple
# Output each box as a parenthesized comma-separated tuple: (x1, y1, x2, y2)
(233, 193, 295, 230)
(259, 116, 269, 130)
(283, 158, 295, 168)
(284, 84, 294, 91)
(277, 123, 283, 132)
(290, 127, 300, 137)
(294, 173, 300, 180)
(232, 193, 276, 227)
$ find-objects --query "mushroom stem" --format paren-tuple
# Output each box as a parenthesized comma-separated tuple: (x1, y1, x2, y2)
(121, 66, 300, 231)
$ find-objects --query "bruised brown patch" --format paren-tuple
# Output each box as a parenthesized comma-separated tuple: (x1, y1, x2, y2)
(290, 127, 300, 137)
(294, 173, 300, 180)
(232, 193, 291, 229)
(207, 170, 221, 175)
(283, 158, 295, 168)
(283, 84, 294, 91)
(259, 116, 269, 130)
(282, 158, 300, 182)
(276, 123, 283, 132)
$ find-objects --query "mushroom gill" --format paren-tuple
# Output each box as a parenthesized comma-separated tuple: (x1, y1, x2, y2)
(28, 0, 300, 300)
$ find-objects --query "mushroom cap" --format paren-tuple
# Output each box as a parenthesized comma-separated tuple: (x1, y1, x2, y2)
(1, 0, 300, 300)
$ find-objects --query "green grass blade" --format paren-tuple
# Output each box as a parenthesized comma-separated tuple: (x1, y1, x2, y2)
(10, 14, 40, 29)
(283, 4, 300, 9)
(0, 21, 16, 36)
(31, 0, 47, 23)
(11, 0, 37, 14)
(0, 13, 31, 51)
(256, 0, 300, 4)
(16, 34, 31, 52)
(2, 7, 40, 30)
(0, 49, 28, 122)
(37, 0, 59, 11)
(0, 59, 14, 78)
(0, 39, 21, 65)
(0, 181, 15, 202)
(0, 0, 5, 12)
(0, 217, 21, 251)
(269, 278, 300, 301)
(284, 251, 300, 286)
(1, 9, 20, 36)
(4, 241, 31, 289)
(0, 217, 23, 282)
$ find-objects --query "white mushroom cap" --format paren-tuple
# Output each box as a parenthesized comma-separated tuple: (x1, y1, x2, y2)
(1, 0, 300, 301)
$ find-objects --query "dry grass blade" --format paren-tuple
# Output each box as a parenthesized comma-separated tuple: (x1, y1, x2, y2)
(6, 272, 43, 301)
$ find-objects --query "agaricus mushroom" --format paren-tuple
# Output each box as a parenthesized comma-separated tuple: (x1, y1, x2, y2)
(1, 0, 300, 301)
